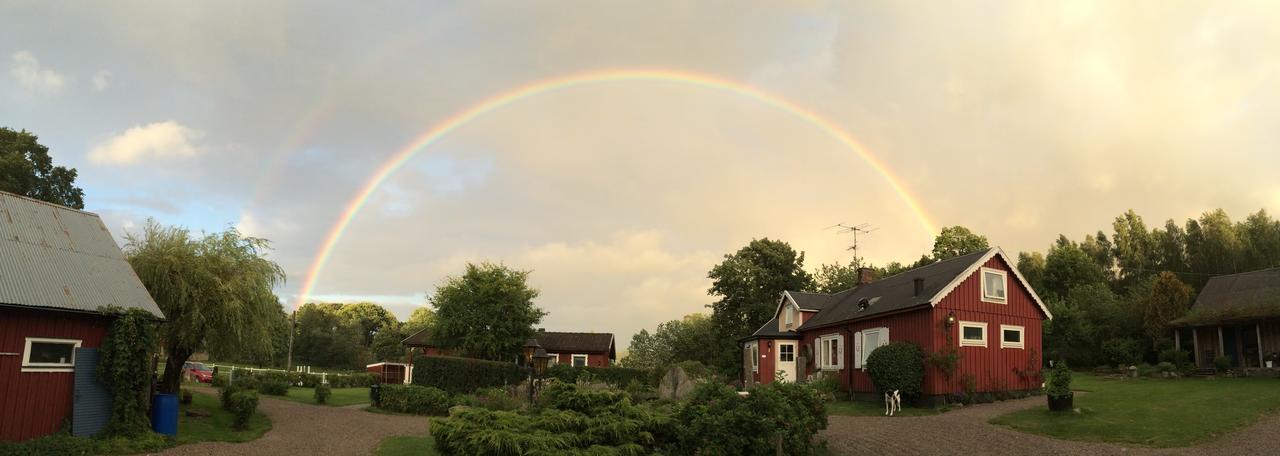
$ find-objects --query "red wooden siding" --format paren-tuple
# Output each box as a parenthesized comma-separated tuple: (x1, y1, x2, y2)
(749, 339, 780, 385)
(800, 309, 936, 393)
(548, 352, 611, 368)
(929, 255, 1045, 395)
(0, 307, 111, 442)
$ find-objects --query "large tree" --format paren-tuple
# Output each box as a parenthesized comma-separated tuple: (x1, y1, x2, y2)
(707, 238, 812, 373)
(294, 303, 364, 368)
(125, 221, 285, 393)
(813, 262, 859, 294)
(1041, 239, 1108, 300)
(0, 127, 85, 208)
(930, 226, 989, 261)
(339, 302, 398, 347)
(1141, 272, 1192, 350)
(622, 314, 717, 371)
(431, 262, 545, 361)
(404, 306, 436, 334)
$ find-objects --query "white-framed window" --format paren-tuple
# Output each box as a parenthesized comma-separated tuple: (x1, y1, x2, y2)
(549, 354, 560, 365)
(21, 337, 82, 373)
(778, 343, 795, 363)
(1000, 325, 1025, 349)
(981, 267, 1008, 304)
(817, 334, 843, 370)
(571, 354, 588, 367)
(745, 342, 759, 372)
(784, 304, 794, 328)
(854, 328, 889, 369)
(959, 321, 988, 347)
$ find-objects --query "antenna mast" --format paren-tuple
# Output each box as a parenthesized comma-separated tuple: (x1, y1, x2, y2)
(829, 222, 878, 267)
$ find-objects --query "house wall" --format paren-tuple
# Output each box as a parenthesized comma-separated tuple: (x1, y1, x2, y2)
(0, 307, 111, 442)
(1261, 322, 1280, 361)
(748, 338, 781, 385)
(1193, 327, 1219, 367)
(800, 309, 935, 393)
(547, 352, 610, 368)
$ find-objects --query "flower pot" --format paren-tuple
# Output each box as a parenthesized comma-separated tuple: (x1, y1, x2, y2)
(1267, 361, 1273, 369)
(1047, 392, 1073, 412)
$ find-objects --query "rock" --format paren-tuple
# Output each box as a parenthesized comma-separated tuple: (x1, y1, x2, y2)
(185, 408, 212, 418)
(658, 366, 697, 400)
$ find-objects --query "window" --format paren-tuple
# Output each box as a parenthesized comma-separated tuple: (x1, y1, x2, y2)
(1000, 325, 1025, 349)
(855, 328, 889, 369)
(747, 343, 759, 372)
(817, 334, 843, 370)
(784, 305, 794, 327)
(22, 337, 82, 372)
(959, 321, 987, 347)
(981, 268, 1008, 303)
(779, 344, 795, 362)
(550, 354, 560, 364)
(572, 354, 588, 367)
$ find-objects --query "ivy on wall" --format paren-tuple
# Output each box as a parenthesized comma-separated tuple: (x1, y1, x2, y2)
(97, 307, 160, 437)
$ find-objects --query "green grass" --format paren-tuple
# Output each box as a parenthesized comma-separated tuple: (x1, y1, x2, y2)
(375, 434, 440, 456)
(989, 373, 1280, 447)
(826, 399, 951, 417)
(270, 387, 371, 406)
(178, 390, 272, 444)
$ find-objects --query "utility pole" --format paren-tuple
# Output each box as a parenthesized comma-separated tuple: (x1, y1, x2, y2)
(286, 310, 295, 372)
(829, 222, 877, 267)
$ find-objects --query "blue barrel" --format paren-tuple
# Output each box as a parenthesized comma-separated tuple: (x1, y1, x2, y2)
(151, 393, 179, 436)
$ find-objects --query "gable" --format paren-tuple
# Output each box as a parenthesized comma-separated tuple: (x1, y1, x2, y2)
(930, 250, 1051, 319)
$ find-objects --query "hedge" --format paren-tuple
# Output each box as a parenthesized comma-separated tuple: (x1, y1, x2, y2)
(229, 369, 378, 389)
(411, 355, 526, 394)
(380, 385, 452, 415)
(544, 364, 654, 387)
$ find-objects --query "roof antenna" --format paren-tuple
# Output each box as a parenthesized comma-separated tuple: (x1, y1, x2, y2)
(828, 222, 877, 268)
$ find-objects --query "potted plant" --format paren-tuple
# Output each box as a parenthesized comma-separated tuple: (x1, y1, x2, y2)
(1046, 361, 1073, 412)
(1266, 353, 1277, 369)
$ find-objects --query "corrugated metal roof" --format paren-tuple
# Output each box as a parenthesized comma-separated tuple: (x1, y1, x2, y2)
(0, 192, 163, 318)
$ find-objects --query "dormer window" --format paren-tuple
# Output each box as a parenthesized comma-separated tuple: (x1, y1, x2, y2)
(784, 304, 794, 327)
(981, 268, 1007, 304)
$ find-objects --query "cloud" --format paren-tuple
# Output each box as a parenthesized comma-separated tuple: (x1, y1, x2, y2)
(91, 70, 111, 91)
(89, 121, 206, 165)
(9, 51, 67, 94)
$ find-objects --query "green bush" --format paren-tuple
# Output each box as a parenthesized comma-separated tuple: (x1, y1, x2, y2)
(1156, 361, 1176, 373)
(258, 378, 290, 396)
(0, 432, 96, 456)
(411, 355, 526, 394)
(1101, 338, 1143, 367)
(219, 384, 243, 410)
(1046, 362, 1072, 399)
(315, 383, 332, 404)
(463, 387, 522, 411)
(1158, 348, 1191, 369)
(1214, 355, 1232, 372)
(865, 341, 924, 396)
(227, 390, 259, 431)
(96, 308, 159, 437)
(380, 385, 452, 415)
(672, 381, 827, 455)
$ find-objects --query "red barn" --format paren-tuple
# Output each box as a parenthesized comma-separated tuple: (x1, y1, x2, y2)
(0, 192, 164, 441)
(741, 248, 1050, 403)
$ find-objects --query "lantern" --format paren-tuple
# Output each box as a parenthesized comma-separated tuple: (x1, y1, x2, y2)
(523, 338, 541, 365)
(532, 348, 551, 377)
(945, 311, 957, 328)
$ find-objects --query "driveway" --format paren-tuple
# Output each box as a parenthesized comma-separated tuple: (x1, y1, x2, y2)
(821, 396, 1280, 455)
(160, 387, 428, 456)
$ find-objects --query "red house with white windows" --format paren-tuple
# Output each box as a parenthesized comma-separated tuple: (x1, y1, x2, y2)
(741, 247, 1051, 402)
(402, 328, 615, 368)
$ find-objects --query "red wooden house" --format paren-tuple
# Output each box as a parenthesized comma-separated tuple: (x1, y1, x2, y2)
(0, 192, 165, 441)
(741, 247, 1051, 402)
(401, 328, 615, 369)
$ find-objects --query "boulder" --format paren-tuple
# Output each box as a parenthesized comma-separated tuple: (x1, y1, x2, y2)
(658, 366, 697, 400)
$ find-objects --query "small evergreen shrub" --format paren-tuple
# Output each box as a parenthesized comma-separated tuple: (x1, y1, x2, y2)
(865, 341, 924, 397)
(315, 383, 332, 404)
(227, 390, 259, 430)
(380, 385, 452, 415)
(411, 355, 526, 394)
(219, 384, 243, 410)
(672, 381, 827, 455)
(1156, 361, 1176, 373)
(1214, 355, 1232, 372)
(1046, 361, 1072, 399)
(258, 378, 290, 396)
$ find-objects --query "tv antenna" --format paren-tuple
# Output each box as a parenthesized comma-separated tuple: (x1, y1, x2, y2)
(827, 222, 877, 267)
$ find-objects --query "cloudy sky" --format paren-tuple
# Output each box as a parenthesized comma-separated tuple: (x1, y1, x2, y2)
(4, 1, 1279, 351)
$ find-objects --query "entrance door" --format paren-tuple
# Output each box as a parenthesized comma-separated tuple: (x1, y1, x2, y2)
(73, 348, 112, 437)
(777, 343, 796, 382)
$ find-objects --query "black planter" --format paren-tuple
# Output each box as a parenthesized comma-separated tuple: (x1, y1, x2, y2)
(1047, 392, 1073, 412)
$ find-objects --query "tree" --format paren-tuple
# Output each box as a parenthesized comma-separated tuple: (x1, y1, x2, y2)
(813, 262, 859, 293)
(125, 221, 286, 393)
(371, 323, 409, 363)
(1016, 251, 1046, 293)
(707, 238, 812, 374)
(623, 314, 719, 372)
(1080, 231, 1115, 276)
(930, 226, 989, 261)
(0, 127, 85, 208)
(1112, 210, 1155, 280)
(431, 262, 545, 361)
(1141, 272, 1192, 350)
(1152, 219, 1188, 274)
(1041, 240, 1107, 300)
(294, 303, 363, 368)
(1238, 209, 1280, 271)
(1186, 209, 1242, 278)
(339, 302, 397, 347)
(404, 306, 436, 334)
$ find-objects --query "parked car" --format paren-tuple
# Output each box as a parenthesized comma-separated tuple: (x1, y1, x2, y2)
(183, 361, 213, 383)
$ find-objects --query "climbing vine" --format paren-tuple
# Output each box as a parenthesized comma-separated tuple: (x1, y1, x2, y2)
(98, 307, 160, 437)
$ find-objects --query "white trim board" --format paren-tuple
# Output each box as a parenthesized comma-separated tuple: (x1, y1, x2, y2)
(927, 247, 1053, 319)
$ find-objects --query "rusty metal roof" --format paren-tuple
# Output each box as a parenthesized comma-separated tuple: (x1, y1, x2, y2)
(0, 191, 163, 318)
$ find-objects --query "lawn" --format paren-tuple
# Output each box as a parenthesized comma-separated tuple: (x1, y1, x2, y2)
(178, 390, 272, 444)
(989, 373, 1280, 447)
(376, 434, 440, 456)
(273, 387, 371, 407)
(826, 399, 950, 417)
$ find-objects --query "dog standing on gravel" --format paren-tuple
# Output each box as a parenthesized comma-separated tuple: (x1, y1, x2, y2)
(884, 390, 901, 416)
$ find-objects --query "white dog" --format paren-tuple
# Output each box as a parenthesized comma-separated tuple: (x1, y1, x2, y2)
(884, 389, 901, 416)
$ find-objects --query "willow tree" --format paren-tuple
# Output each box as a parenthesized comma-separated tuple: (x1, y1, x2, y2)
(125, 220, 286, 393)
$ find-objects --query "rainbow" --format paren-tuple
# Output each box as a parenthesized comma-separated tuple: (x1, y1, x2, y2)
(293, 69, 938, 308)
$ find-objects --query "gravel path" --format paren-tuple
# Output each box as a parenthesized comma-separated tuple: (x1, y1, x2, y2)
(821, 396, 1280, 455)
(160, 387, 428, 456)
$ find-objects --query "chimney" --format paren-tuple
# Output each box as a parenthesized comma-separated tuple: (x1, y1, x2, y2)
(913, 278, 925, 297)
(857, 267, 878, 285)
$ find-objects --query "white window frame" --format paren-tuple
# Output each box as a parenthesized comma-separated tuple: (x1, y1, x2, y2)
(549, 354, 560, 364)
(858, 328, 888, 369)
(1000, 325, 1025, 349)
(21, 337, 82, 373)
(817, 334, 843, 370)
(746, 342, 759, 372)
(784, 304, 794, 328)
(981, 267, 1008, 304)
(571, 354, 588, 367)
(778, 343, 795, 363)
(959, 321, 988, 347)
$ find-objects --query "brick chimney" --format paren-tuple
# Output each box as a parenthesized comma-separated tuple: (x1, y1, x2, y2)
(857, 267, 878, 285)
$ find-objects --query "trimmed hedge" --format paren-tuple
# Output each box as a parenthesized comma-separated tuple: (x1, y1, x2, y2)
(230, 369, 378, 389)
(380, 385, 452, 415)
(411, 355, 525, 394)
(866, 341, 924, 397)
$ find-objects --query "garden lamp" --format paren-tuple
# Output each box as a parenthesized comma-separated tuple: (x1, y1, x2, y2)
(945, 311, 956, 328)
(532, 348, 551, 377)
(523, 338, 541, 365)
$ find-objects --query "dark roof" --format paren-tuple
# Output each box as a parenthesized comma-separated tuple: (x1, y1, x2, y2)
(1172, 268, 1280, 326)
(401, 328, 433, 346)
(740, 315, 804, 342)
(797, 249, 993, 330)
(788, 291, 838, 311)
(534, 331, 616, 358)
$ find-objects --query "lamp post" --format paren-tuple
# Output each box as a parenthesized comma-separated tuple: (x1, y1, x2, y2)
(530, 348, 551, 403)
(522, 338, 541, 367)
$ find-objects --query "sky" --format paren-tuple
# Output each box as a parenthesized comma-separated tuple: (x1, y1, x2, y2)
(3, 1, 1280, 352)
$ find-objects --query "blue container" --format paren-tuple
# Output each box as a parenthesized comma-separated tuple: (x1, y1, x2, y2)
(151, 393, 179, 436)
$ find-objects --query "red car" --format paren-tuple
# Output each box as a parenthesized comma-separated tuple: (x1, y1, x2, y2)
(183, 362, 214, 383)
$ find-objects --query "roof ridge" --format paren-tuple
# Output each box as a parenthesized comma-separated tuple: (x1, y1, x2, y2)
(0, 190, 100, 216)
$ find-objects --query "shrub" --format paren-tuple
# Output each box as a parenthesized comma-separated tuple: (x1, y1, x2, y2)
(1214, 355, 1232, 372)
(1046, 361, 1072, 399)
(865, 341, 924, 397)
(1156, 361, 1176, 373)
(1135, 363, 1158, 377)
(227, 390, 259, 430)
(1101, 338, 1143, 367)
(380, 385, 452, 415)
(672, 381, 827, 455)
(315, 383, 332, 404)
(411, 355, 526, 394)
(0, 432, 96, 456)
(180, 389, 193, 405)
(328, 373, 378, 388)
(469, 387, 522, 411)
(96, 308, 159, 437)
(546, 363, 578, 384)
(258, 378, 290, 396)
(1158, 348, 1191, 370)
(219, 384, 243, 411)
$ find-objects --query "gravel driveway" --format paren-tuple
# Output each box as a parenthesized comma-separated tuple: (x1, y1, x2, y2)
(160, 387, 428, 456)
(821, 396, 1280, 455)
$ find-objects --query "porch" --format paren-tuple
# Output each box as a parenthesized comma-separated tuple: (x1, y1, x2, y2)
(1175, 321, 1280, 369)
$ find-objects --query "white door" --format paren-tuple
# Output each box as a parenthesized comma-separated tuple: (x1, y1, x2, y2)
(777, 342, 796, 382)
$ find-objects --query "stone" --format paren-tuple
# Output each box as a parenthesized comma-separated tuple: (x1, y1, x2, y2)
(658, 366, 697, 400)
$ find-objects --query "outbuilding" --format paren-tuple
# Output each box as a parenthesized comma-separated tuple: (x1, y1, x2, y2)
(0, 191, 164, 441)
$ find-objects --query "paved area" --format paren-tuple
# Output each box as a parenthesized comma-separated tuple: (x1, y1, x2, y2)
(821, 395, 1280, 455)
(160, 387, 428, 456)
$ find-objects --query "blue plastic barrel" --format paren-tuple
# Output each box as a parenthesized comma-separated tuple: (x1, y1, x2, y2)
(152, 393, 179, 436)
